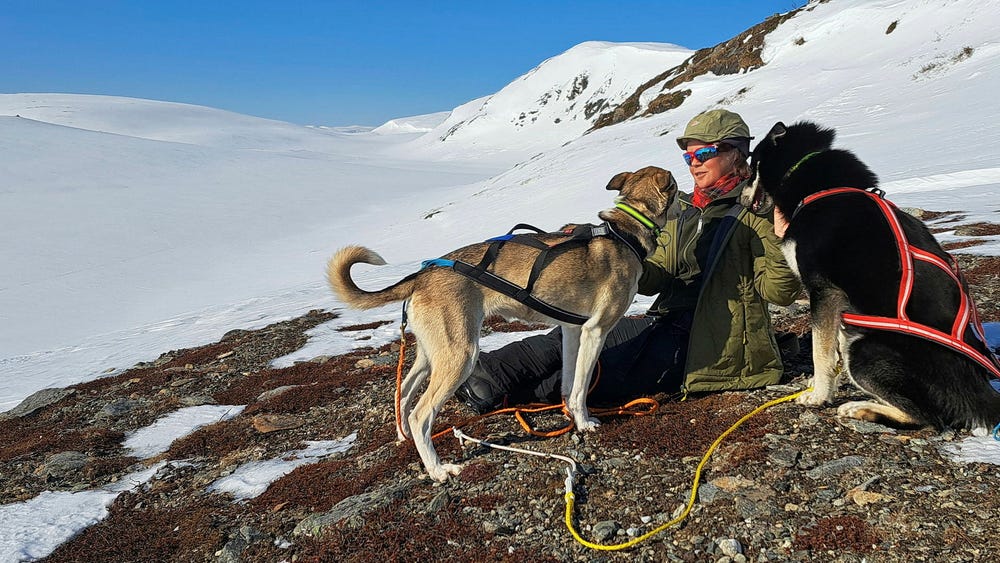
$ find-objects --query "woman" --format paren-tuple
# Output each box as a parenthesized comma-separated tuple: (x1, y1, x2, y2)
(456, 109, 801, 413)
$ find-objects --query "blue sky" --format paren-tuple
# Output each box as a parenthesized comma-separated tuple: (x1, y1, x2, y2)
(2, 1, 805, 126)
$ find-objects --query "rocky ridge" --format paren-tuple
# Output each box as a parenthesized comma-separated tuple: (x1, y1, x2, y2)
(2, 251, 1000, 562)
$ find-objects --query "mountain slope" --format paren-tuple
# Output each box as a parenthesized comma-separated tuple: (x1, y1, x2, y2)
(406, 41, 692, 156)
(0, 93, 361, 150)
(409, 0, 1000, 240)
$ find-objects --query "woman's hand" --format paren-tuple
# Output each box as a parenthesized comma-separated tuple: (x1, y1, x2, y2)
(773, 207, 790, 239)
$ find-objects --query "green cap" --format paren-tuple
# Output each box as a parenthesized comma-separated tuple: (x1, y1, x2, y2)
(676, 109, 752, 150)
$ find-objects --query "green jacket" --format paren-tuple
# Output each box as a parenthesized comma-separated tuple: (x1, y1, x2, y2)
(637, 184, 801, 394)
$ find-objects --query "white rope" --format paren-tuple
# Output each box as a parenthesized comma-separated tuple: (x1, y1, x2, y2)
(452, 427, 577, 493)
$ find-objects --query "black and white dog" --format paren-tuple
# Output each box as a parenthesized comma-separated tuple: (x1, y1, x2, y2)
(746, 121, 1000, 432)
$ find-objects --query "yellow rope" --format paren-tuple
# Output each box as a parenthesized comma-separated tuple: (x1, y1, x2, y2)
(564, 388, 809, 551)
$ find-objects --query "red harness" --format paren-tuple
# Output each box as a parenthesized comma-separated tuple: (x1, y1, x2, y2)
(797, 187, 1000, 381)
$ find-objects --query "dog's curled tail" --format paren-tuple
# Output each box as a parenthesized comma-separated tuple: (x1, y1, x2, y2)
(327, 246, 416, 309)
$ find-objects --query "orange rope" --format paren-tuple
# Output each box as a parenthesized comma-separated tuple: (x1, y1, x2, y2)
(390, 336, 660, 442)
(394, 328, 408, 439)
(429, 394, 659, 442)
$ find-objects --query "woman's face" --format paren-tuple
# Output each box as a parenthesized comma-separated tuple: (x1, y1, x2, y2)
(685, 141, 738, 189)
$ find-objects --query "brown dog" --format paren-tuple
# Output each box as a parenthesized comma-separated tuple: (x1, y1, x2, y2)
(327, 166, 677, 481)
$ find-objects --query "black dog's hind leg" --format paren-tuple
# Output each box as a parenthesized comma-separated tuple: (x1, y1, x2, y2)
(837, 335, 926, 427)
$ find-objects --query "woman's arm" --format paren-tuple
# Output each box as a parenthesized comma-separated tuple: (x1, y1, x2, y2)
(750, 212, 801, 306)
(638, 231, 674, 296)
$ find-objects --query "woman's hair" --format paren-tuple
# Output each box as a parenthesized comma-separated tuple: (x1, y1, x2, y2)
(720, 144, 752, 178)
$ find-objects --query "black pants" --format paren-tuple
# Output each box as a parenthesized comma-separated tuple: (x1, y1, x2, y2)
(476, 315, 690, 407)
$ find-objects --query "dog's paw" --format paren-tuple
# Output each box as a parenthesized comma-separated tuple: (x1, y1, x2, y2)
(427, 463, 463, 482)
(796, 388, 832, 407)
(836, 401, 880, 421)
(575, 417, 601, 432)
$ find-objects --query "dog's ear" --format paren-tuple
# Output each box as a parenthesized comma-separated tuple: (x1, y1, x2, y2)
(606, 171, 631, 192)
(657, 169, 677, 194)
(766, 122, 787, 143)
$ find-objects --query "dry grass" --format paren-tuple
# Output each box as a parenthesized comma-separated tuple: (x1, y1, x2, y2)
(73, 365, 175, 397)
(793, 515, 881, 553)
(244, 422, 418, 516)
(954, 221, 1000, 236)
(597, 393, 774, 459)
(165, 418, 256, 460)
(0, 422, 123, 463)
(293, 498, 556, 563)
(943, 239, 986, 251)
(248, 459, 352, 513)
(160, 341, 234, 369)
(43, 491, 237, 562)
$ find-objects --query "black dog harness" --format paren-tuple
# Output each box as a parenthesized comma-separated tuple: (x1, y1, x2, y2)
(796, 187, 1000, 381)
(420, 204, 656, 325)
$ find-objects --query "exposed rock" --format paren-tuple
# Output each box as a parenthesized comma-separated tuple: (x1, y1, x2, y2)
(592, 6, 805, 130)
(257, 385, 301, 401)
(592, 520, 619, 542)
(710, 475, 756, 492)
(215, 526, 263, 563)
(293, 480, 415, 536)
(1, 387, 75, 419)
(34, 451, 89, 479)
(99, 398, 142, 418)
(251, 414, 306, 433)
(767, 447, 801, 468)
(842, 418, 897, 434)
(717, 537, 743, 557)
(179, 395, 217, 407)
(806, 455, 866, 480)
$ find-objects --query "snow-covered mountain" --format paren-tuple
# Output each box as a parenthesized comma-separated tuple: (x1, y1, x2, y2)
(0, 94, 362, 150)
(370, 111, 450, 134)
(408, 41, 693, 156)
(3, 0, 1000, 409)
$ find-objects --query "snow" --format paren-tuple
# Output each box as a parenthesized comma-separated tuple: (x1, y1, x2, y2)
(122, 405, 247, 459)
(208, 434, 358, 500)
(0, 407, 352, 559)
(370, 111, 450, 134)
(942, 434, 1000, 465)
(0, 464, 164, 563)
(0, 405, 251, 559)
(3, 0, 1000, 556)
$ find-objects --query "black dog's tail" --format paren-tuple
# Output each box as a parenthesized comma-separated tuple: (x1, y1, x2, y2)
(928, 358, 1000, 432)
(968, 375, 1000, 432)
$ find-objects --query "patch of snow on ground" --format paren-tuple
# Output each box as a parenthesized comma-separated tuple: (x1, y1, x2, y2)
(208, 433, 358, 500)
(941, 434, 1000, 466)
(123, 405, 246, 459)
(0, 464, 164, 562)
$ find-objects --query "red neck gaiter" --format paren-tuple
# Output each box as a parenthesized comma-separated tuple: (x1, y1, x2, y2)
(691, 174, 742, 209)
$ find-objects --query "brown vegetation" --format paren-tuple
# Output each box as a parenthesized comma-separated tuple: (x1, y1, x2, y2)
(793, 515, 881, 553)
(592, 7, 804, 130)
